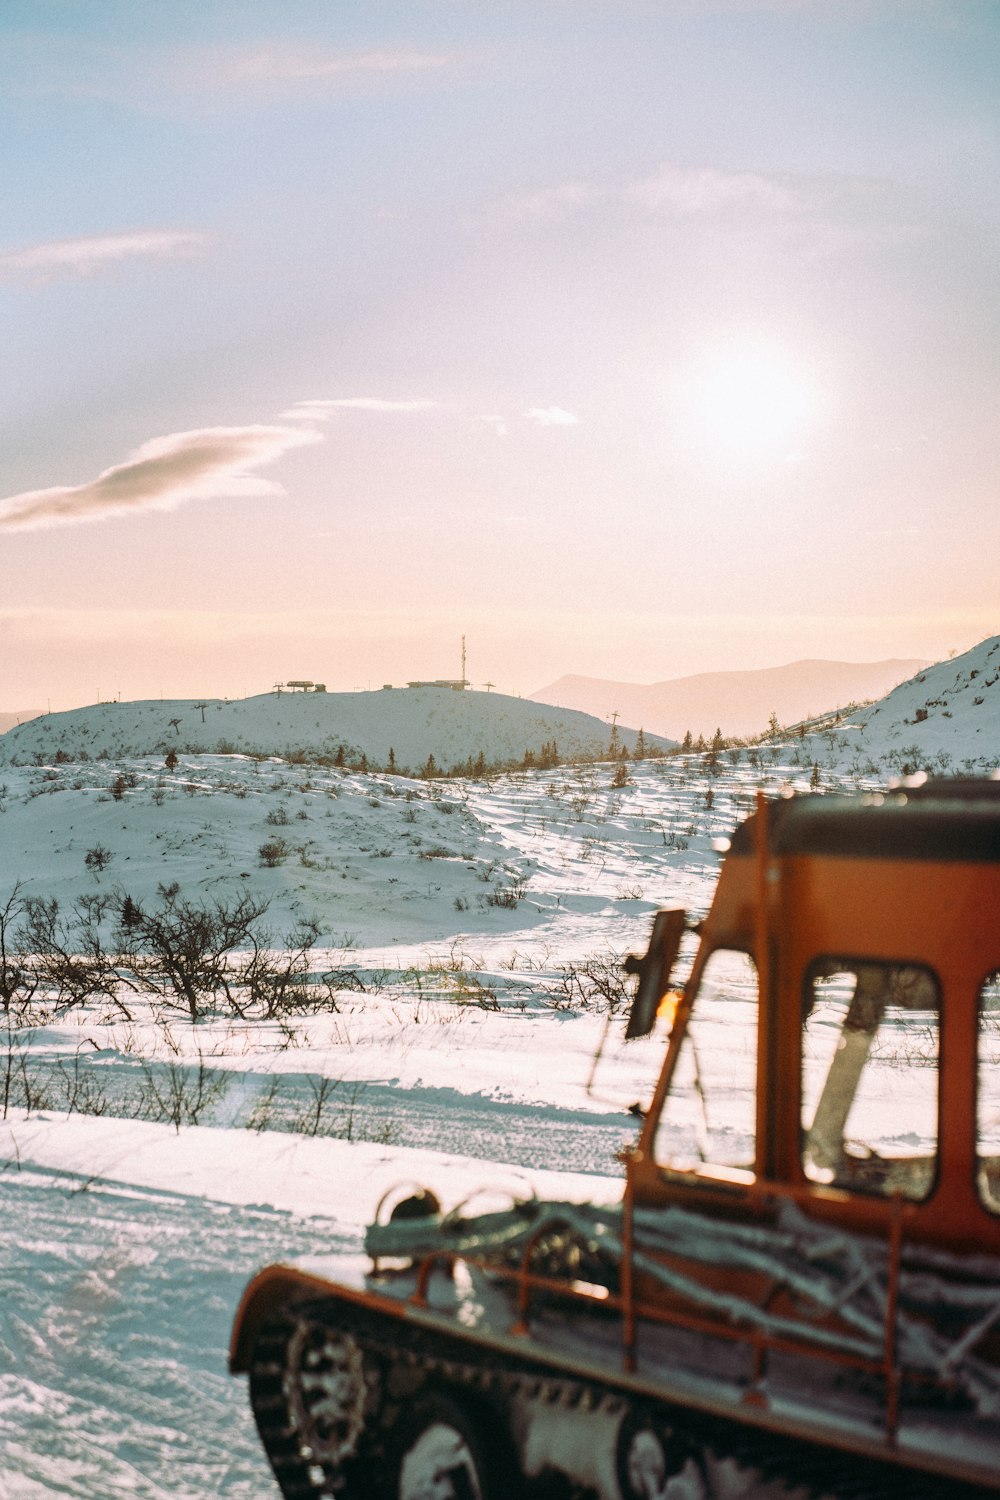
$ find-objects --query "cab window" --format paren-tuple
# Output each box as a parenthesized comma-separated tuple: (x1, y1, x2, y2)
(801, 960, 939, 1201)
(654, 949, 758, 1174)
(977, 971, 1000, 1215)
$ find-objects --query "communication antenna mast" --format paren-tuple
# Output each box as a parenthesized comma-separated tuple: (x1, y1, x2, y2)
(461, 635, 467, 688)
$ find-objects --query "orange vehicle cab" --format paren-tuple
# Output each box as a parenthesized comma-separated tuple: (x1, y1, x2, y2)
(628, 778, 1000, 1260)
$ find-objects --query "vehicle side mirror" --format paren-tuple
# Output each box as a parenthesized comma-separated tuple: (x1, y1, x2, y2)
(622, 908, 687, 1039)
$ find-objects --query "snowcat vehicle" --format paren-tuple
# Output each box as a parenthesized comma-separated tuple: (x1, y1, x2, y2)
(231, 777, 1000, 1499)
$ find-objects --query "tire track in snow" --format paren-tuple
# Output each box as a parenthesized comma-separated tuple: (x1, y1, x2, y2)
(0, 1171, 351, 1499)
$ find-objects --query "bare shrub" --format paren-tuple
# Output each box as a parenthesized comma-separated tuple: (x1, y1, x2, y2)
(248, 1075, 283, 1131)
(238, 918, 320, 1018)
(21, 893, 127, 1014)
(114, 884, 271, 1023)
(314, 964, 366, 1011)
(2, 1025, 23, 1117)
(483, 877, 527, 909)
(2, 1027, 55, 1117)
(139, 1053, 227, 1132)
(0, 884, 38, 1019)
(292, 1074, 340, 1136)
(55, 1044, 111, 1117)
(258, 839, 290, 867)
(551, 951, 630, 1014)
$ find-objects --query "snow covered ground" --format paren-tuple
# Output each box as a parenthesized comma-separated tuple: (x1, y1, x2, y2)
(0, 1133, 617, 1500)
(0, 647, 996, 1499)
(0, 744, 811, 1500)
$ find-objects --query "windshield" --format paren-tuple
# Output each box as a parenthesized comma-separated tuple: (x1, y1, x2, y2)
(801, 960, 939, 1201)
(653, 948, 758, 1174)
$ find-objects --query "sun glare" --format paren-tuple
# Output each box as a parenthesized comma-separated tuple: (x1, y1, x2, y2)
(686, 346, 817, 456)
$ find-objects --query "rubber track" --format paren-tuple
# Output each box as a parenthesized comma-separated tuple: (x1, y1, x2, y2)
(248, 1296, 997, 1500)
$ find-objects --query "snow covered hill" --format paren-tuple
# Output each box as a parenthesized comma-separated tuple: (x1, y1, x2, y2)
(0, 687, 670, 771)
(797, 635, 1000, 776)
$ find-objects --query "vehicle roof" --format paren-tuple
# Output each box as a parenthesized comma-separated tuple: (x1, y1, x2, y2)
(730, 778, 1000, 863)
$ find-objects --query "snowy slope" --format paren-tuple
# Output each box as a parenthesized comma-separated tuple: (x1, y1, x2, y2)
(798, 635, 1000, 776)
(0, 688, 670, 771)
(0, 751, 744, 950)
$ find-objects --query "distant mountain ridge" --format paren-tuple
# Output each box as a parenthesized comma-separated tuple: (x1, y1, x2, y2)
(532, 659, 928, 740)
(0, 710, 44, 735)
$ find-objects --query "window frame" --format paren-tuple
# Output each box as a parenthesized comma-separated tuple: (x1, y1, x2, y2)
(799, 954, 942, 1204)
(652, 944, 759, 1180)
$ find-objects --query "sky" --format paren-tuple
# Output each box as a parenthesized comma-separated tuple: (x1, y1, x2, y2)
(1, 0, 998, 710)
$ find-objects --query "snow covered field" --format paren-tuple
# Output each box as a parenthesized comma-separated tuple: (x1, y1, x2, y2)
(0, 647, 996, 1499)
(0, 745, 810, 1500)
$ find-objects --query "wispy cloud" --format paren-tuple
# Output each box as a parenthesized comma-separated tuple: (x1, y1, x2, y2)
(0, 424, 322, 534)
(481, 414, 508, 437)
(500, 164, 927, 263)
(505, 164, 795, 223)
(511, 180, 606, 222)
(217, 47, 453, 85)
(0, 230, 208, 279)
(626, 165, 794, 215)
(525, 406, 581, 427)
(0, 34, 454, 113)
(281, 397, 440, 421)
